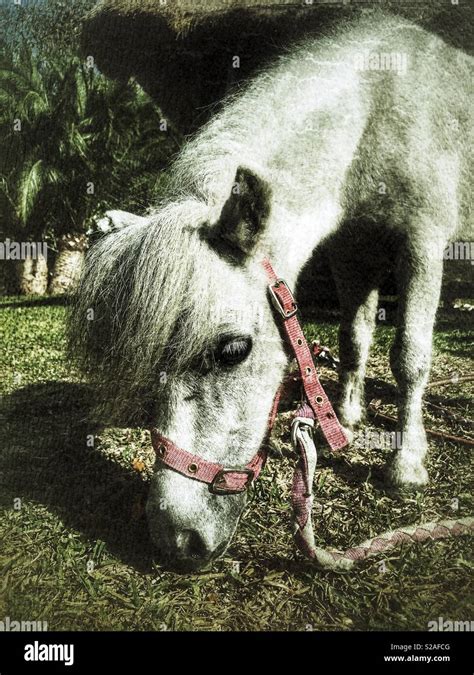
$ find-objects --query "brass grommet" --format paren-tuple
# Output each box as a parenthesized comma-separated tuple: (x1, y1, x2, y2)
(157, 444, 166, 457)
(315, 395, 324, 405)
(188, 463, 199, 474)
(305, 366, 312, 376)
(297, 338, 303, 346)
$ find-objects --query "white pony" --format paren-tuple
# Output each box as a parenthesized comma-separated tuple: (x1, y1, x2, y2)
(71, 12, 473, 571)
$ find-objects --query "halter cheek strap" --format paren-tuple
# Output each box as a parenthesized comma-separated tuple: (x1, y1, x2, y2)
(262, 259, 348, 451)
(262, 259, 348, 556)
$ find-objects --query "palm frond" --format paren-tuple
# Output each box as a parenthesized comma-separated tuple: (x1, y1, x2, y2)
(17, 159, 44, 226)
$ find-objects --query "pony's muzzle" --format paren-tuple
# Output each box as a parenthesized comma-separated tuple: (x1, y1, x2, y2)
(146, 470, 245, 572)
(169, 531, 228, 571)
(151, 527, 229, 572)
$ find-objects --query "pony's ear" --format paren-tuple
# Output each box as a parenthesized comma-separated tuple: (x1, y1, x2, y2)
(205, 167, 271, 260)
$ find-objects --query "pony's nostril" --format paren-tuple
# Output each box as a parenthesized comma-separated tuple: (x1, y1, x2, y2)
(177, 529, 209, 560)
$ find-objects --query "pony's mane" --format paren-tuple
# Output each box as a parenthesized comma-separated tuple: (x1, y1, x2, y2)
(69, 199, 224, 420)
(68, 49, 284, 421)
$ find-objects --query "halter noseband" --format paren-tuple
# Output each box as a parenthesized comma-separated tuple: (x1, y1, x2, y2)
(150, 258, 347, 497)
(150, 431, 267, 496)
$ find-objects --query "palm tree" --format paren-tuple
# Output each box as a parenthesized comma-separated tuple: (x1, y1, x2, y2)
(0, 42, 55, 292)
(0, 39, 179, 294)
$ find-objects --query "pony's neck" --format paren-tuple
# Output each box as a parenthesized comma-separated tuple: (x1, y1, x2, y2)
(260, 197, 345, 288)
(247, 63, 367, 286)
(184, 36, 372, 285)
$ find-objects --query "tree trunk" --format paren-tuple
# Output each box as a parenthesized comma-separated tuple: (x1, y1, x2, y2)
(48, 234, 87, 295)
(0, 260, 20, 295)
(16, 254, 49, 295)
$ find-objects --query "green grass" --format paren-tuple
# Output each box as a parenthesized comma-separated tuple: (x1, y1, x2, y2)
(0, 292, 472, 631)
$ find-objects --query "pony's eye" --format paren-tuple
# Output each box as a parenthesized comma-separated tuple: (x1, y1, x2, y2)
(217, 337, 252, 366)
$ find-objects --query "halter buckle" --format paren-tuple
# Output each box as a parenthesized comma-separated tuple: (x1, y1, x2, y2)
(268, 279, 298, 318)
(210, 468, 255, 495)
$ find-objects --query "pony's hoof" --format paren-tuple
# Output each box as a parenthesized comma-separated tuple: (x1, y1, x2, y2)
(386, 455, 428, 490)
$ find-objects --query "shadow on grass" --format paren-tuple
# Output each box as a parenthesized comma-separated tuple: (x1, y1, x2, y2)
(0, 381, 153, 572)
(0, 295, 70, 310)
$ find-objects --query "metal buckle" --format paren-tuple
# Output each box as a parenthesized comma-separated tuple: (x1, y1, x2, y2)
(268, 279, 298, 319)
(291, 416, 315, 450)
(210, 468, 255, 495)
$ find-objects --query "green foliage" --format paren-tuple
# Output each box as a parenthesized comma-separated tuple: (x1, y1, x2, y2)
(0, 2, 179, 245)
(1, 0, 96, 62)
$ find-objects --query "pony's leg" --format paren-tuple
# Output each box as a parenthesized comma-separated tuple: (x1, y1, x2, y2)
(331, 262, 379, 438)
(388, 248, 443, 487)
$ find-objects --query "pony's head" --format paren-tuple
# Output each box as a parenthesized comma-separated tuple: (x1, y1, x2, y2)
(70, 168, 289, 571)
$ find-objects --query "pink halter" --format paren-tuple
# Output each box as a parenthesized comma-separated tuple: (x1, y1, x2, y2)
(150, 258, 347, 491)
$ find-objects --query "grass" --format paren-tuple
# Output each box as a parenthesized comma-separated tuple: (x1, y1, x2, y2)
(0, 279, 472, 632)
